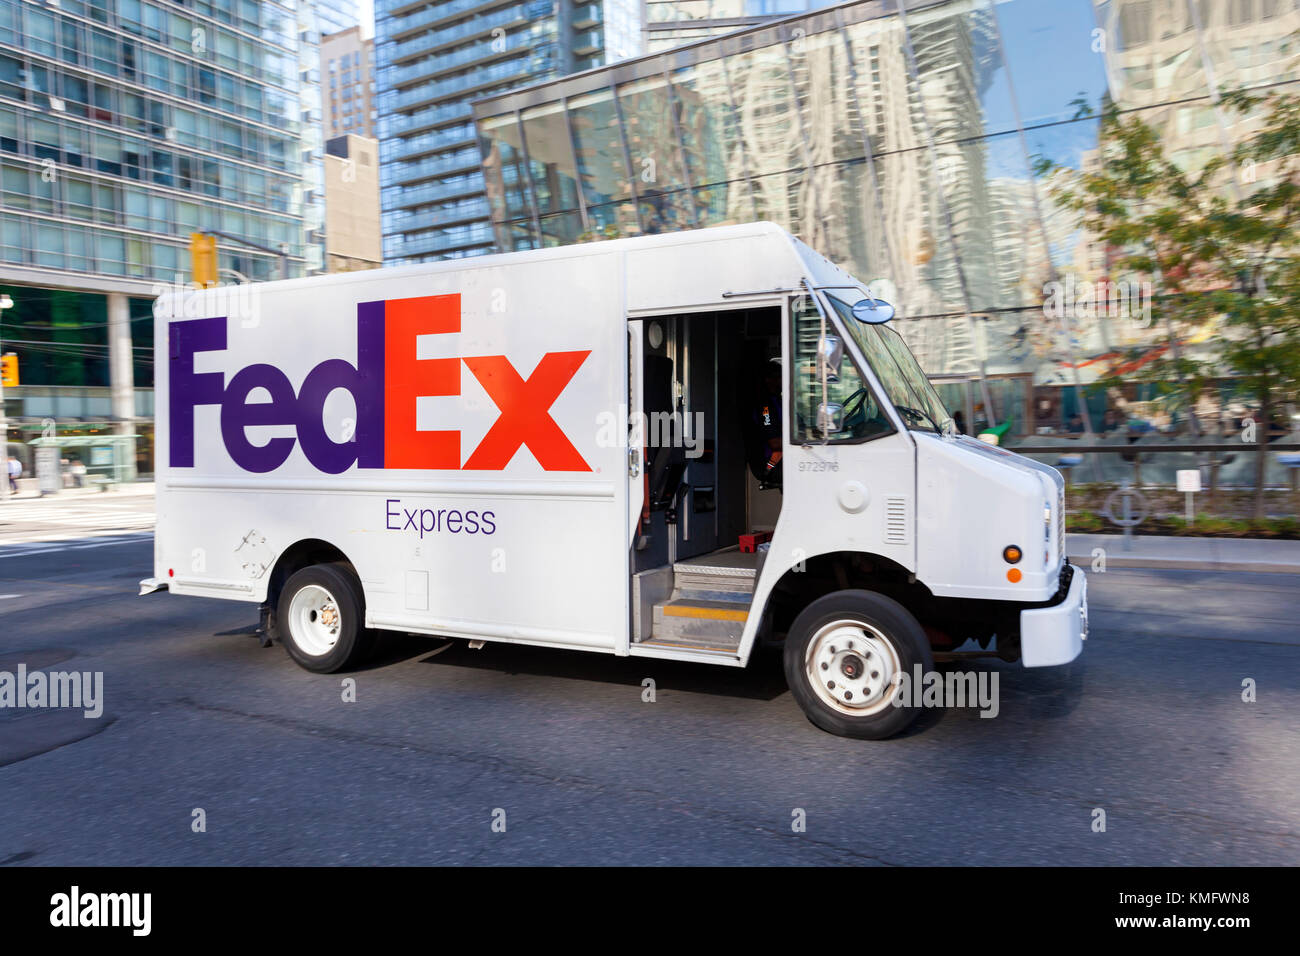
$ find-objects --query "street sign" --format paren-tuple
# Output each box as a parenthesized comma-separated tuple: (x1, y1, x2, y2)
(0, 353, 16, 387)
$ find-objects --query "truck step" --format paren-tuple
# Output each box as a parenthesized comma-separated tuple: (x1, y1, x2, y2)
(671, 551, 758, 596)
(648, 598, 747, 650)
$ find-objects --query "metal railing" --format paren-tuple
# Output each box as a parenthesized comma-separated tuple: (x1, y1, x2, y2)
(1006, 439, 1300, 490)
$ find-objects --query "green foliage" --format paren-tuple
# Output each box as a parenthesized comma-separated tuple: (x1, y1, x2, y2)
(1045, 90, 1300, 517)
(1065, 510, 1106, 533)
(1066, 509, 1299, 538)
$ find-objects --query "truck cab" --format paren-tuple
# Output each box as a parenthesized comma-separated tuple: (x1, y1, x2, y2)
(623, 227, 1087, 738)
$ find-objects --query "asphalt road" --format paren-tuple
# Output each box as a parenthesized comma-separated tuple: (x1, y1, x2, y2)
(0, 534, 1297, 866)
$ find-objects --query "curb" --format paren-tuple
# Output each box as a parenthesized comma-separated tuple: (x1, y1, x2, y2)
(1064, 551, 1300, 575)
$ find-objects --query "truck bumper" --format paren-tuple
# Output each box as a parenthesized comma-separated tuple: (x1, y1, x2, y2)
(1019, 564, 1087, 667)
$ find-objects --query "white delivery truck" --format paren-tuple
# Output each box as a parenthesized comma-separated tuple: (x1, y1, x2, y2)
(143, 222, 1086, 739)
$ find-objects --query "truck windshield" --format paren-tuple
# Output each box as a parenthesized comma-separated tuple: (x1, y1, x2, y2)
(822, 290, 954, 435)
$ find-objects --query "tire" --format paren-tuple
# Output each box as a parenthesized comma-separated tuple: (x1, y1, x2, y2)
(276, 563, 375, 673)
(784, 589, 934, 740)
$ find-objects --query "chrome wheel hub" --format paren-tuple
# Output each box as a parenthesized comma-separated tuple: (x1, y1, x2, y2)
(805, 619, 901, 717)
(288, 584, 343, 657)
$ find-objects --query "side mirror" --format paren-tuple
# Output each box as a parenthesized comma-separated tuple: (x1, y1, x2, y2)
(852, 298, 895, 324)
(816, 334, 843, 384)
(817, 402, 844, 435)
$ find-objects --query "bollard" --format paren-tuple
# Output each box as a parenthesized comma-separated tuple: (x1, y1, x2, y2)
(1122, 485, 1133, 551)
(1102, 480, 1148, 553)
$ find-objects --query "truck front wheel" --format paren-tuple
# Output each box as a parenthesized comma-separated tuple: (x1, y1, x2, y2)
(784, 590, 933, 739)
(277, 564, 375, 673)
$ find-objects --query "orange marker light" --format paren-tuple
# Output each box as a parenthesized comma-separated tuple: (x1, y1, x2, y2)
(1006, 568, 1022, 583)
(1003, 545, 1022, 564)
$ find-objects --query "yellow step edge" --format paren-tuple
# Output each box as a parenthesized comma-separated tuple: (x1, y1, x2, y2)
(662, 604, 749, 623)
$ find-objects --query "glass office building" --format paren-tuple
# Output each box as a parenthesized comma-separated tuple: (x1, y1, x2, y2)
(473, 0, 1300, 440)
(375, 0, 643, 264)
(298, 0, 361, 274)
(0, 0, 314, 282)
(0, 0, 332, 478)
(644, 0, 840, 52)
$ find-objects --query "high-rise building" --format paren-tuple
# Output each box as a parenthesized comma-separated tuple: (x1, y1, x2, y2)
(322, 26, 378, 140)
(642, 0, 836, 53)
(0, 0, 327, 478)
(297, 1, 360, 275)
(375, 0, 643, 265)
(323, 133, 383, 272)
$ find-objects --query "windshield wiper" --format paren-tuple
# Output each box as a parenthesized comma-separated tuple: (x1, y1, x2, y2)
(895, 404, 942, 433)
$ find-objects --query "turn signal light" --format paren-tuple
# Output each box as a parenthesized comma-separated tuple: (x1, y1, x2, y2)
(1007, 568, 1022, 583)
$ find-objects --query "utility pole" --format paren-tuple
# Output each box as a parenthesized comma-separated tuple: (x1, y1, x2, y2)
(0, 292, 13, 502)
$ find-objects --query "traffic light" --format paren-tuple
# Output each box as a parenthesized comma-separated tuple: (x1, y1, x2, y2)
(1, 353, 17, 387)
(190, 232, 218, 288)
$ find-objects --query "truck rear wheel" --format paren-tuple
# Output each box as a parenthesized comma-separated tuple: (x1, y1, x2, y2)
(277, 564, 374, 673)
(784, 589, 933, 739)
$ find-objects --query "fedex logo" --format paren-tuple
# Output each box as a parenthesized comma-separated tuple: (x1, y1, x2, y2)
(169, 294, 591, 474)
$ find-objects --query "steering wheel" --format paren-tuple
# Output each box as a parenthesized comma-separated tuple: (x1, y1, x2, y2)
(841, 387, 872, 431)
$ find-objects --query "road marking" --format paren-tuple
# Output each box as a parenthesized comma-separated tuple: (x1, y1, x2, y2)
(0, 532, 152, 560)
(0, 594, 20, 599)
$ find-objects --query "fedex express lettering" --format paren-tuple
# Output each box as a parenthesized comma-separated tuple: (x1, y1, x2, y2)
(169, 294, 592, 474)
(385, 498, 496, 539)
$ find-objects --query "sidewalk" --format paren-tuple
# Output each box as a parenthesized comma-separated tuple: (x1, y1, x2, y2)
(1, 486, 1295, 573)
(1067, 533, 1300, 574)
(2, 480, 156, 501)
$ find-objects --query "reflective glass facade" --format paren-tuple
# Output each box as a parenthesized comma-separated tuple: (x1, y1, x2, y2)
(376, 0, 643, 264)
(0, 0, 319, 282)
(299, 0, 361, 274)
(473, 0, 1300, 434)
(644, 0, 841, 53)
(0, 283, 153, 388)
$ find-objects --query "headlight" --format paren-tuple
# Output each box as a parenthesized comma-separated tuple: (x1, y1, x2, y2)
(1044, 502, 1052, 565)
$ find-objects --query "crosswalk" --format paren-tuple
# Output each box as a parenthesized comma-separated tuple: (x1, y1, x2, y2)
(0, 495, 156, 554)
(0, 531, 153, 560)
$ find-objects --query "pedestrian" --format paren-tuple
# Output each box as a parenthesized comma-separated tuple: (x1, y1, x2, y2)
(6, 455, 20, 493)
(70, 457, 87, 488)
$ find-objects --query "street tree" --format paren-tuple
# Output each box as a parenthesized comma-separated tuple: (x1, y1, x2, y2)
(1042, 90, 1300, 519)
